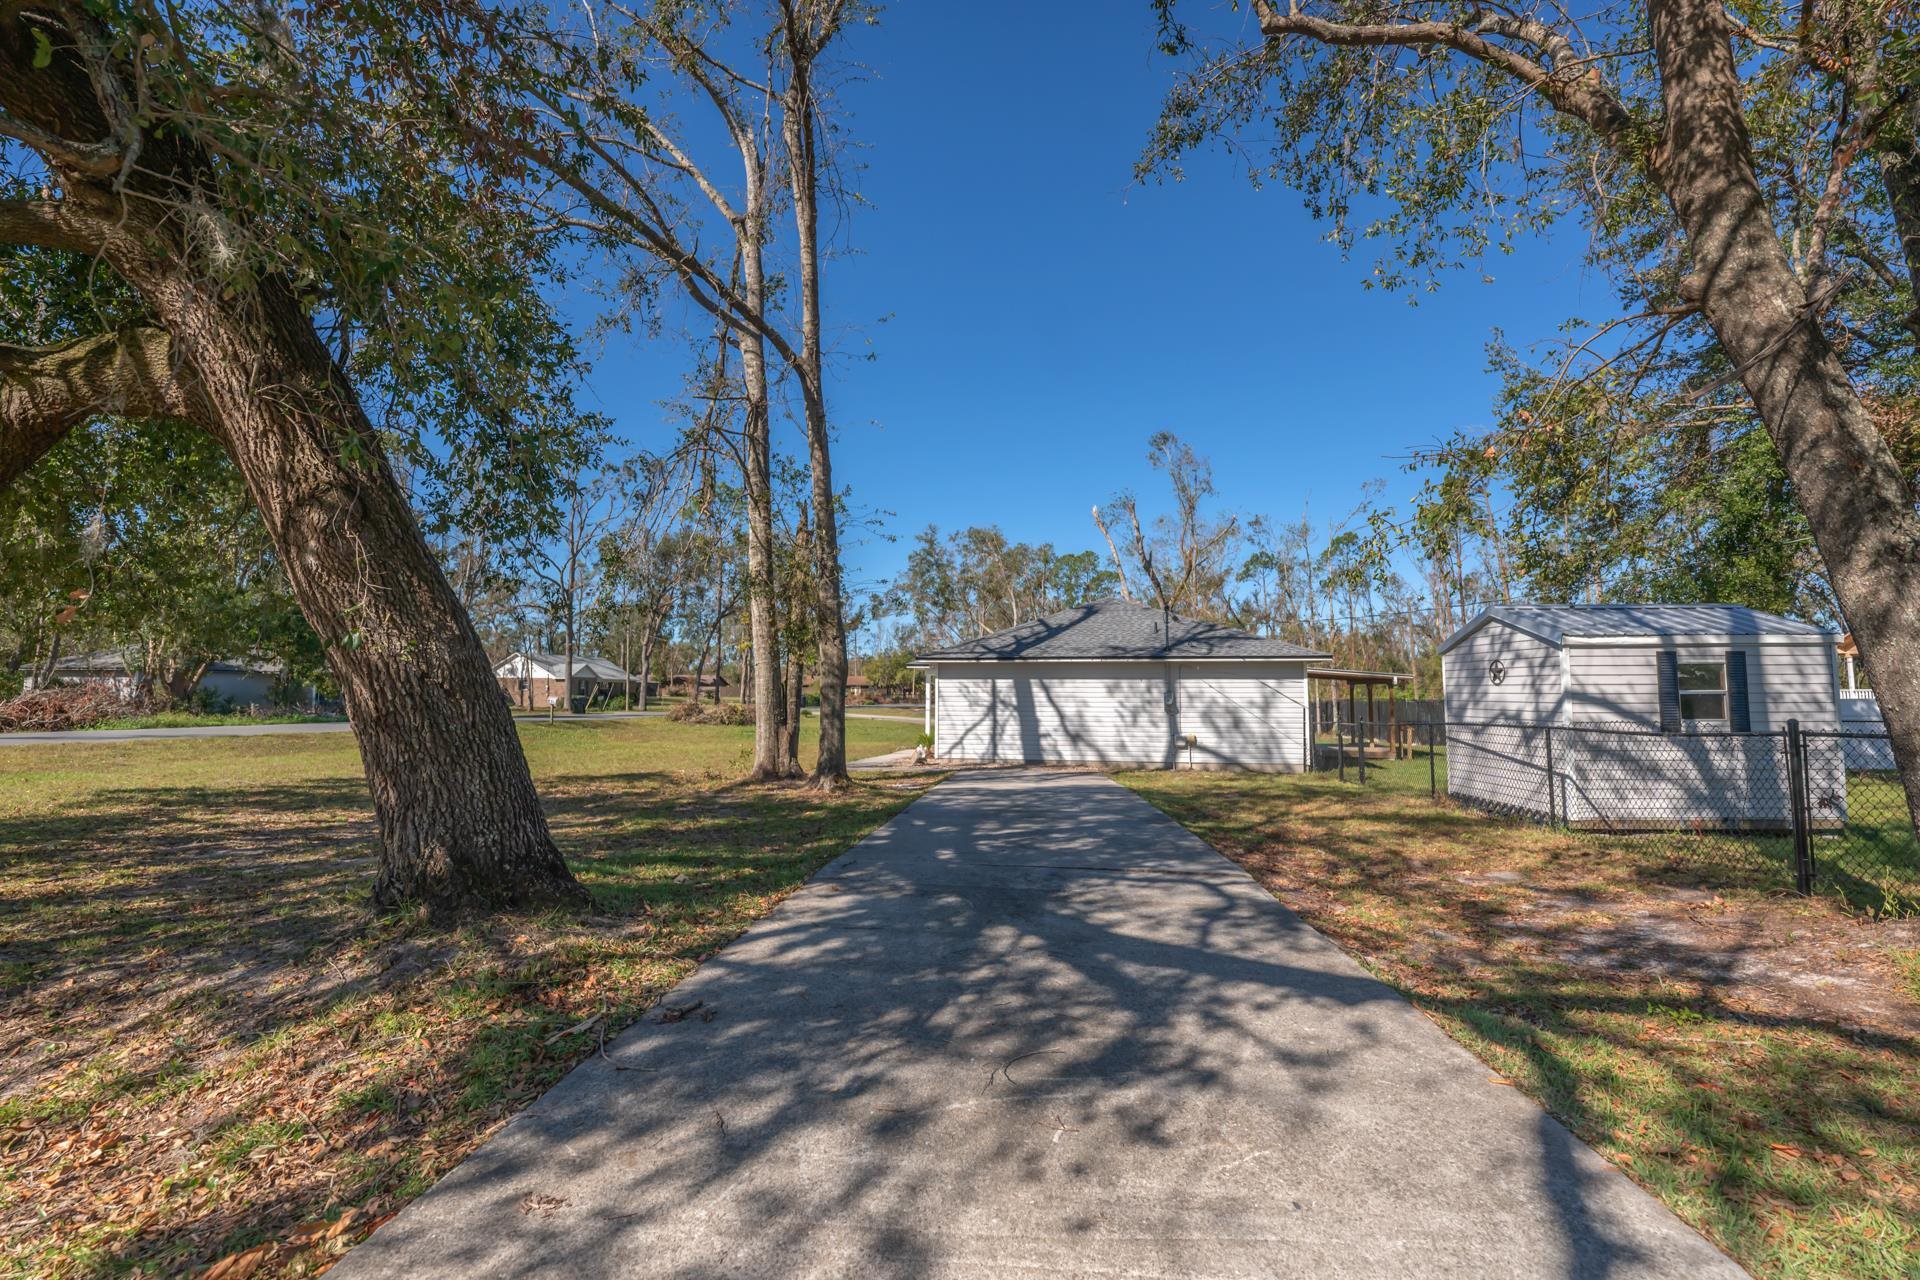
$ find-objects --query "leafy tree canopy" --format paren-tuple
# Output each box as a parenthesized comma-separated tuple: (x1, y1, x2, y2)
(1148, 0, 1918, 618)
(0, 1, 612, 693)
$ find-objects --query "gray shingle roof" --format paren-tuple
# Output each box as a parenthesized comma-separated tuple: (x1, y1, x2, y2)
(1440, 604, 1833, 653)
(913, 600, 1330, 663)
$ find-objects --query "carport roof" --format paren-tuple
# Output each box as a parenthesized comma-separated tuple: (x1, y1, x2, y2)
(911, 600, 1331, 664)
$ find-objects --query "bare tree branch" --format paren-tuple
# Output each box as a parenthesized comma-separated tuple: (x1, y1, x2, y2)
(1090, 503, 1137, 602)
(1249, 0, 1645, 150)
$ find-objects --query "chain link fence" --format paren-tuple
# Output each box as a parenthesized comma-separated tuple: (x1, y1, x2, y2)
(1430, 718, 1920, 911)
(1315, 713, 1920, 912)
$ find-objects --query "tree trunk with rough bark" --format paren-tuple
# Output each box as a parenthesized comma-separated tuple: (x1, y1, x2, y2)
(782, 500, 810, 768)
(33, 631, 60, 691)
(1649, 0, 1920, 832)
(637, 629, 655, 711)
(137, 267, 582, 912)
(781, 18, 850, 788)
(0, 14, 581, 914)
(737, 317, 789, 773)
(784, 653, 804, 768)
(563, 598, 577, 715)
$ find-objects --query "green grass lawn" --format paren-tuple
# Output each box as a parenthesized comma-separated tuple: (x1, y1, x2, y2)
(76, 711, 345, 731)
(1120, 765, 1920, 1280)
(0, 715, 928, 1278)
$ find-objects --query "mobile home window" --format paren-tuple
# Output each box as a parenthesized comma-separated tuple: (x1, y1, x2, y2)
(1677, 661, 1726, 722)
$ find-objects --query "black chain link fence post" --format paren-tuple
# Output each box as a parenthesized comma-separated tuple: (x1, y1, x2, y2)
(1544, 722, 1557, 826)
(1786, 718, 1815, 896)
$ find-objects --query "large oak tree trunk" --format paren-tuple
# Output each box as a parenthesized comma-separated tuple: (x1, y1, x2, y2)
(134, 265, 581, 912)
(1650, 0, 1920, 833)
(1, 9, 581, 914)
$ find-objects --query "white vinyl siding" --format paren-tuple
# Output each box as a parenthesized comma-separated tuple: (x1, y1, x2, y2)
(1177, 663, 1310, 770)
(1446, 627, 1844, 826)
(1564, 645, 1660, 724)
(931, 659, 1312, 770)
(1739, 642, 1839, 729)
(935, 662, 1177, 767)
(1442, 620, 1564, 811)
(1440, 621, 1562, 723)
(1565, 640, 1838, 731)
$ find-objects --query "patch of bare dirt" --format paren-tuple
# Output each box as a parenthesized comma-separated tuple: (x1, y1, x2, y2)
(1497, 883, 1920, 1037)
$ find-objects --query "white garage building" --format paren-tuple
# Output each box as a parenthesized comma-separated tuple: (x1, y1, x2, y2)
(911, 600, 1329, 769)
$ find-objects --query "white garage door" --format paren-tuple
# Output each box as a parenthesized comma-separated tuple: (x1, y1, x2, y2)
(934, 662, 1177, 766)
(1177, 665, 1309, 770)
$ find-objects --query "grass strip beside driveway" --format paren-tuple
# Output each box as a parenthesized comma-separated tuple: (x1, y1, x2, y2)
(1119, 761, 1920, 1280)
(0, 717, 930, 1278)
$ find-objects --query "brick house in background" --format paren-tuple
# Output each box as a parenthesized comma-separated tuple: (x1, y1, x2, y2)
(493, 652, 639, 709)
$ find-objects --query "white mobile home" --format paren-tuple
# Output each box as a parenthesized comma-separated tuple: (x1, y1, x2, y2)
(911, 600, 1329, 770)
(1440, 605, 1843, 828)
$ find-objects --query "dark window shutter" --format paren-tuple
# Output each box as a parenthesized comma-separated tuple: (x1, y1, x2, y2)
(1726, 650, 1751, 732)
(1657, 650, 1681, 732)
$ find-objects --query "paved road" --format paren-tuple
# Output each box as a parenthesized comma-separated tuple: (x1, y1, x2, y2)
(332, 769, 1744, 1280)
(0, 720, 363, 745)
(0, 712, 666, 746)
(0, 707, 921, 746)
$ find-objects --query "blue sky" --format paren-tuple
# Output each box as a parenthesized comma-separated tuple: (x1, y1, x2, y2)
(571, 3, 1608, 624)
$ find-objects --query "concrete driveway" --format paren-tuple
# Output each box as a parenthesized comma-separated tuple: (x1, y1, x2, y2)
(331, 769, 1744, 1280)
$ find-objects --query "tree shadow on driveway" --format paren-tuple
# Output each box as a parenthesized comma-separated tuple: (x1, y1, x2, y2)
(331, 770, 1738, 1280)
(1124, 767, 1920, 1279)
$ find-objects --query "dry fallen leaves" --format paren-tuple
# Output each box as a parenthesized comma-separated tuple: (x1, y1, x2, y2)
(201, 1242, 278, 1280)
(290, 1208, 359, 1245)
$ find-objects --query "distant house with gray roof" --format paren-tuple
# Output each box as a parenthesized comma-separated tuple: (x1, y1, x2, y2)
(910, 599, 1330, 769)
(1438, 603, 1843, 826)
(31, 652, 298, 706)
